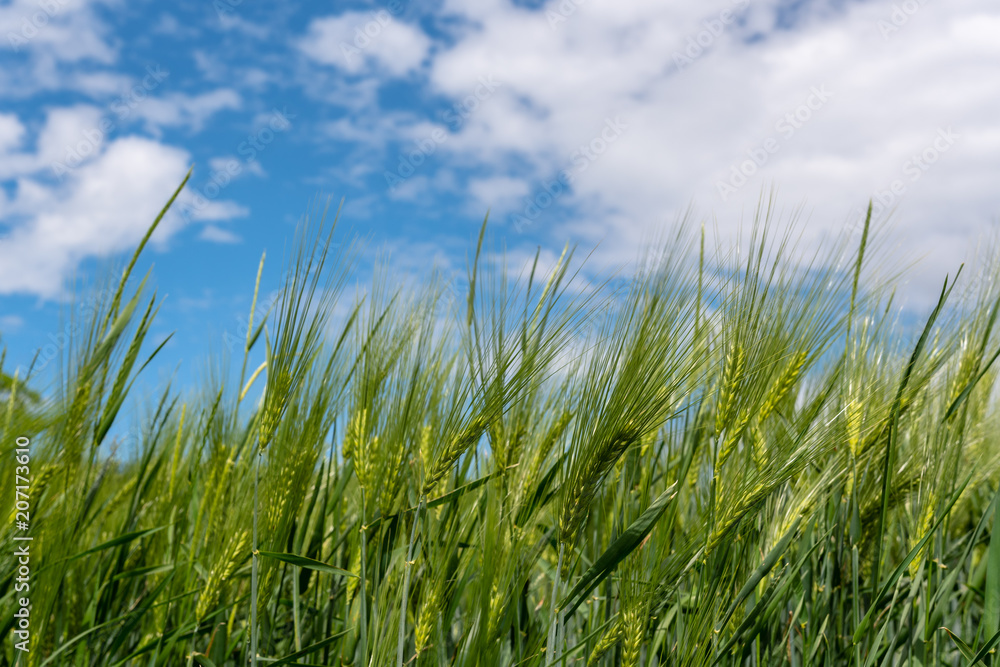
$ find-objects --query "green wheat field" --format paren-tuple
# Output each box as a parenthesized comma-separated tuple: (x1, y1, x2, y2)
(2, 175, 999, 666)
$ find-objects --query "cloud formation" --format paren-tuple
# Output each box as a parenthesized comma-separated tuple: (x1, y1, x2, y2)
(290, 0, 996, 298)
(299, 8, 432, 76)
(1, 2, 250, 297)
(2, 0, 998, 307)
(0, 135, 191, 296)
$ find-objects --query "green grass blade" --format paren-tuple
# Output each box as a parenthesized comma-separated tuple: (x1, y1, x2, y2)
(717, 515, 802, 632)
(35, 525, 169, 572)
(266, 629, 351, 666)
(942, 628, 977, 662)
(85, 274, 149, 378)
(874, 269, 959, 583)
(111, 563, 175, 582)
(365, 466, 512, 532)
(944, 344, 1000, 421)
(560, 483, 677, 617)
(984, 482, 1000, 640)
(713, 564, 789, 664)
(969, 629, 1000, 666)
(103, 167, 191, 328)
(257, 551, 358, 578)
(855, 473, 972, 644)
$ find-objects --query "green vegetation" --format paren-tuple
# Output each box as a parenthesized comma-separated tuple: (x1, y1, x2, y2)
(2, 178, 1000, 666)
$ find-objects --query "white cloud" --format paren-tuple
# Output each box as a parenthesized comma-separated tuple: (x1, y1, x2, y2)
(468, 175, 530, 212)
(240, 68, 273, 89)
(192, 50, 227, 80)
(35, 105, 105, 169)
(299, 11, 431, 76)
(152, 12, 199, 39)
(323, 111, 427, 147)
(0, 113, 25, 154)
(0, 137, 192, 296)
(210, 155, 264, 178)
(0, 0, 117, 64)
(135, 89, 242, 132)
(69, 71, 134, 97)
(386, 173, 432, 202)
(0, 107, 250, 297)
(200, 224, 241, 244)
(0, 314, 24, 332)
(182, 199, 250, 222)
(400, 0, 1000, 299)
(217, 12, 270, 40)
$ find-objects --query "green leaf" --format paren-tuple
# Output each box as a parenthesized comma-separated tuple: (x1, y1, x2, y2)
(713, 526, 830, 664)
(95, 298, 168, 446)
(86, 277, 148, 378)
(942, 628, 977, 662)
(104, 570, 177, 658)
(927, 485, 1000, 640)
(34, 526, 169, 574)
(855, 473, 971, 644)
(105, 167, 191, 325)
(366, 466, 512, 532)
(560, 482, 677, 617)
(516, 452, 568, 527)
(874, 269, 959, 585)
(984, 483, 1000, 640)
(40, 588, 205, 667)
(713, 564, 789, 664)
(863, 604, 893, 667)
(945, 286, 1000, 421)
(265, 629, 350, 666)
(717, 515, 802, 632)
(111, 563, 174, 582)
(969, 629, 1000, 666)
(78, 525, 167, 558)
(257, 551, 357, 578)
(944, 344, 1000, 422)
(467, 213, 488, 328)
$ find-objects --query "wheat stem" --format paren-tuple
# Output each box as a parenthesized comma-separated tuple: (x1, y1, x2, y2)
(545, 542, 564, 666)
(251, 445, 260, 667)
(359, 487, 368, 667)
(398, 495, 423, 667)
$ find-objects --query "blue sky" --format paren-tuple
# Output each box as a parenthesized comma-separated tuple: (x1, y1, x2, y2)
(1, 0, 998, 390)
